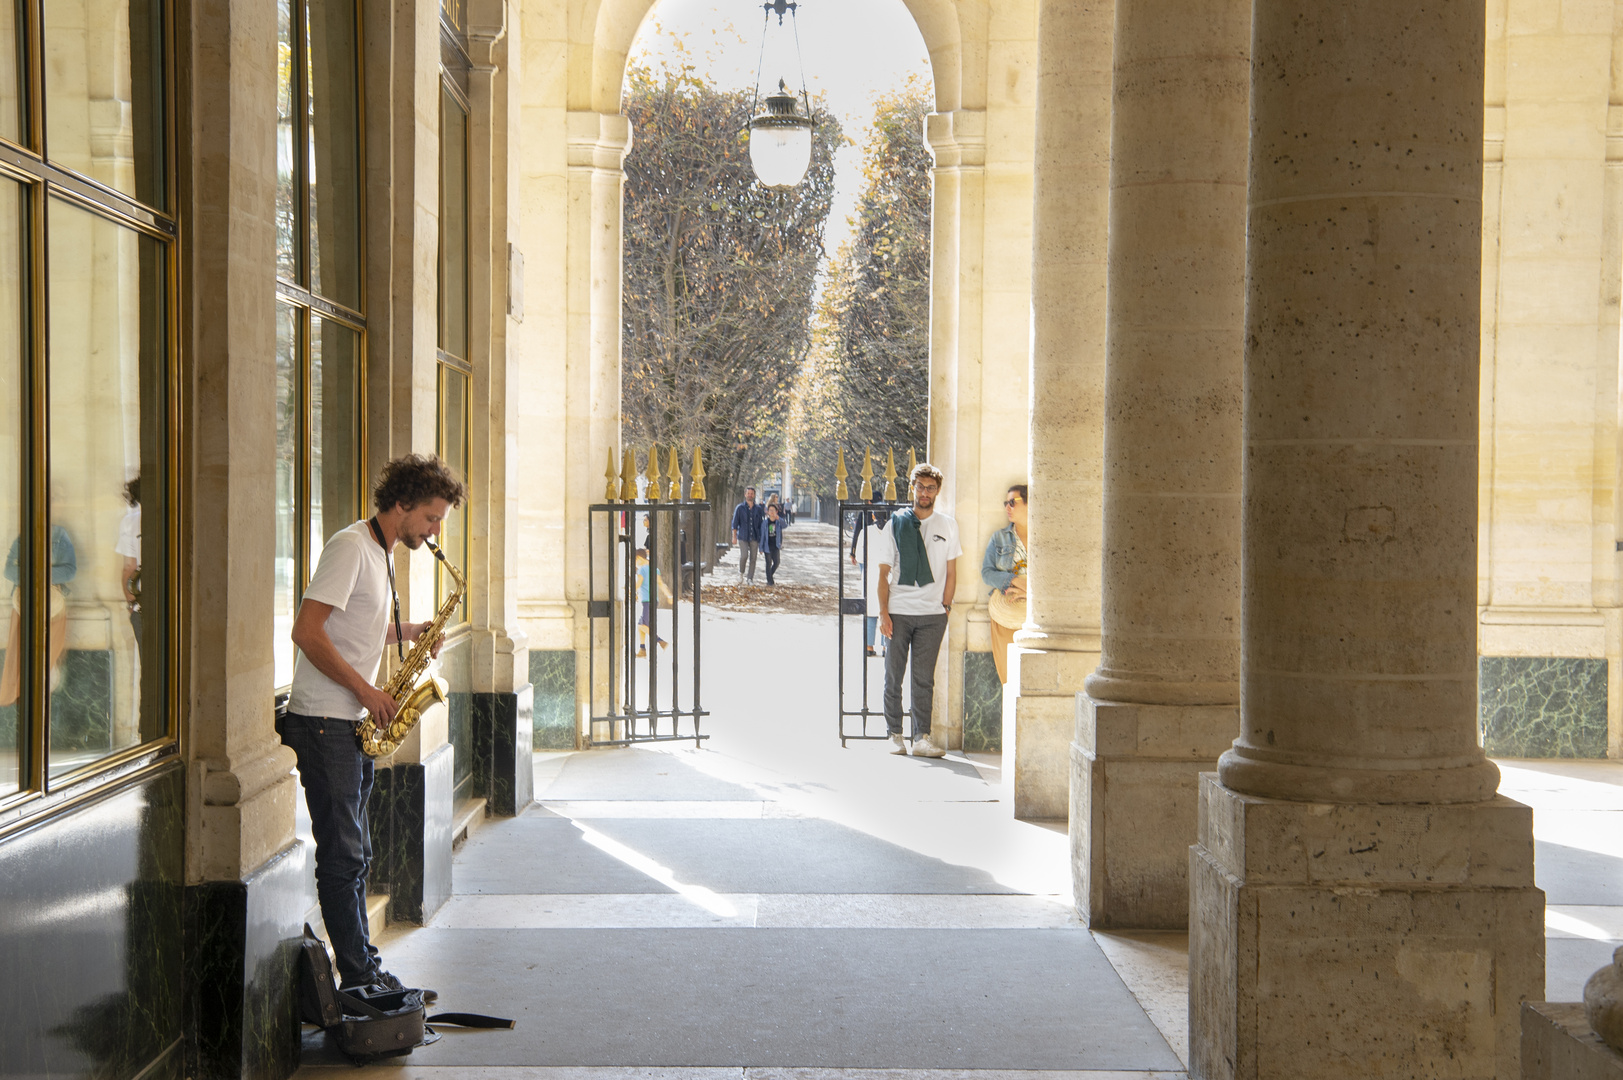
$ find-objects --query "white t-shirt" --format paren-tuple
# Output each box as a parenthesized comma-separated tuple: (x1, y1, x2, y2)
(877, 510, 962, 616)
(115, 506, 141, 561)
(854, 520, 889, 609)
(289, 520, 391, 720)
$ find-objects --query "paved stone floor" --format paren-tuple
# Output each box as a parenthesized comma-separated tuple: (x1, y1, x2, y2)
(294, 606, 1623, 1078)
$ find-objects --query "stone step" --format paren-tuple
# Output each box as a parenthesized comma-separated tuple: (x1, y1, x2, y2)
(452, 796, 488, 849)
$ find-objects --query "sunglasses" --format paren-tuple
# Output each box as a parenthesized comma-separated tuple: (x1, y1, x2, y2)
(1003, 498, 1023, 508)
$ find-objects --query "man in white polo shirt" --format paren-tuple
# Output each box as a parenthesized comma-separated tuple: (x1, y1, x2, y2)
(876, 462, 961, 758)
(282, 454, 464, 998)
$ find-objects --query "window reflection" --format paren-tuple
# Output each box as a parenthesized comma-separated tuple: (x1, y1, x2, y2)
(0, 182, 21, 795)
(309, 316, 359, 573)
(307, 0, 361, 310)
(439, 87, 468, 360)
(0, 0, 23, 147)
(46, 198, 164, 778)
(276, 0, 297, 283)
(437, 365, 467, 618)
(43, 0, 166, 208)
(275, 304, 298, 689)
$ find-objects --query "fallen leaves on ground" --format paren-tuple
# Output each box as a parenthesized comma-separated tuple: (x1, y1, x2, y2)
(699, 582, 838, 615)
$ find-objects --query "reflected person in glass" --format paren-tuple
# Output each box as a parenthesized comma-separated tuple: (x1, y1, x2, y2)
(0, 524, 77, 706)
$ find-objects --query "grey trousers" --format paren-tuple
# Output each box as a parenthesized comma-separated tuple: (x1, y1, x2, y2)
(737, 540, 759, 582)
(884, 611, 947, 737)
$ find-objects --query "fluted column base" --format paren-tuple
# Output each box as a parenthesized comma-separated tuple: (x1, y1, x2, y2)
(1189, 773, 1544, 1080)
(1072, 700, 1234, 928)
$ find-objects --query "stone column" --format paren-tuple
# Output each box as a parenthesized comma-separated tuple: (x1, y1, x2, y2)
(565, 111, 631, 734)
(466, 8, 533, 817)
(1188, 0, 1544, 1075)
(1076, 0, 1247, 929)
(925, 108, 986, 751)
(183, 0, 304, 1073)
(1011, 0, 1112, 820)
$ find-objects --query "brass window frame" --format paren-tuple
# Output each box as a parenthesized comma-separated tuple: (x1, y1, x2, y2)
(0, 0, 183, 833)
(273, 0, 369, 697)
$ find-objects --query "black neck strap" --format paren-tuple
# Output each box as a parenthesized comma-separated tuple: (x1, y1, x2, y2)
(370, 516, 406, 662)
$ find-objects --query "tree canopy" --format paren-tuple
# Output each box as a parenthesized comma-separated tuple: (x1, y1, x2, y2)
(620, 61, 841, 510)
(791, 84, 933, 496)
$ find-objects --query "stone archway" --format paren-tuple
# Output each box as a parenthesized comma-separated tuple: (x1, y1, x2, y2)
(517, 0, 1039, 756)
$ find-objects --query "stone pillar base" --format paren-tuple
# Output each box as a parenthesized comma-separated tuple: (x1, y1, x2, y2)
(1073, 700, 1235, 928)
(369, 743, 454, 925)
(474, 684, 535, 815)
(1524, 1002, 1623, 1079)
(1190, 773, 1544, 1080)
(1004, 646, 1096, 820)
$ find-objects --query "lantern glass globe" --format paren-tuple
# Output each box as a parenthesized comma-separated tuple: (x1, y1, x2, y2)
(749, 120, 812, 187)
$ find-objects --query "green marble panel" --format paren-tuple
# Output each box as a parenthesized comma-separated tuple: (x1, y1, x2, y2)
(530, 650, 576, 750)
(1479, 656, 1608, 759)
(962, 651, 1002, 754)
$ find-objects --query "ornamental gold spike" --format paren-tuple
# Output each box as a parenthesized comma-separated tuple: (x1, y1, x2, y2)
(859, 446, 874, 501)
(904, 447, 918, 501)
(667, 446, 682, 500)
(620, 447, 637, 502)
(690, 447, 707, 500)
(606, 447, 620, 502)
(646, 444, 662, 501)
(835, 447, 849, 500)
(883, 448, 898, 501)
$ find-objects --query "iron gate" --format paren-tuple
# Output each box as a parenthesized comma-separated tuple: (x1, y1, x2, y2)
(586, 500, 709, 746)
(837, 499, 909, 746)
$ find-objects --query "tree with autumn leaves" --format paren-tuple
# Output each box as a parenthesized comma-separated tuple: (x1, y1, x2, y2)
(620, 60, 841, 514)
(791, 84, 933, 496)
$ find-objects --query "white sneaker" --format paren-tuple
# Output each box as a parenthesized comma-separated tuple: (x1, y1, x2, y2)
(889, 733, 907, 755)
(910, 735, 946, 758)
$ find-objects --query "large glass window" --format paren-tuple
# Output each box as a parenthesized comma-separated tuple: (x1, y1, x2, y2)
(0, 0, 175, 803)
(436, 67, 469, 618)
(276, 0, 365, 690)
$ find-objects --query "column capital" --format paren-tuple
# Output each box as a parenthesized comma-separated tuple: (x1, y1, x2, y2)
(566, 111, 632, 171)
(925, 109, 986, 169)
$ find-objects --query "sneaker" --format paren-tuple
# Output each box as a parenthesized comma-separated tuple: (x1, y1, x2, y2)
(911, 735, 946, 758)
(354, 969, 438, 1006)
(865, 646, 877, 657)
(889, 733, 907, 755)
(635, 647, 647, 658)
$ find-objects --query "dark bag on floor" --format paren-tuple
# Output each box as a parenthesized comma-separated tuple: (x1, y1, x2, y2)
(297, 924, 513, 1062)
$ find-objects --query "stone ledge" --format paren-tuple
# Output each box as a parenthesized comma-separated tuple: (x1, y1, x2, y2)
(1524, 1002, 1623, 1079)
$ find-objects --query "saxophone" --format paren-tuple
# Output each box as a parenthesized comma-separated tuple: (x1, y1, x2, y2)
(358, 539, 465, 757)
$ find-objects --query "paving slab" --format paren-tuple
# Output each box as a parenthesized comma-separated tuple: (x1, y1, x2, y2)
(454, 812, 1016, 895)
(1537, 839, 1623, 906)
(361, 927, 1183, 1071)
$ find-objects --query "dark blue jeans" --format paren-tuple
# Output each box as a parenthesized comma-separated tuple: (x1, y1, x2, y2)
(281, 712, 380, 987)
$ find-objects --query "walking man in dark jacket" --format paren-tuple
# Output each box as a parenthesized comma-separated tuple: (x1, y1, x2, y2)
(731, 487, 765, 584)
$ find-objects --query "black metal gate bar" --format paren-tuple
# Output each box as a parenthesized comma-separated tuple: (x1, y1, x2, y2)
(587, 500, 709, 747)
(838, 499, 909, 746)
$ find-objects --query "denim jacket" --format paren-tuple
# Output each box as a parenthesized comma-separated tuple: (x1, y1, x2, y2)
(981, 523, 1021, 593)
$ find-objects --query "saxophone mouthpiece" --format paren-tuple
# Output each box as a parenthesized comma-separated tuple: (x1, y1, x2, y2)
(425, 538, 447, 562)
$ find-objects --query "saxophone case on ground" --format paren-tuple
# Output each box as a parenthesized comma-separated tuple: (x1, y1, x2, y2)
(359, 538, 464, 757)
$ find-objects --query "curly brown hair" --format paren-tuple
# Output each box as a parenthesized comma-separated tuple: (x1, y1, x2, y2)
(372, 454, 467, 512)
(909, 462, 944, 487)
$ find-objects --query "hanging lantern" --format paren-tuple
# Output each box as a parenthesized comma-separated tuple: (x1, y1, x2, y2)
(749, 80, 812, 188)
(747, 1, 814, 189)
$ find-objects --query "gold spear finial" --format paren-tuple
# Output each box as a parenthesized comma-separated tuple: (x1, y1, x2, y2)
(606, 447, 620, 502)
(690, 447, 707, 500)
(835, 448, 849, 500)
(859, 446, 874, 501)
(904, 447, 917, 502)
(883, 448, 899, 501)
(646, 444, 661, 502)
(667, 446, 682, 500)
(620, 447, 637, 502)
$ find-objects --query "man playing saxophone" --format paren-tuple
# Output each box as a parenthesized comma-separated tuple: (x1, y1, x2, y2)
(283, 453, 466, 1001)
